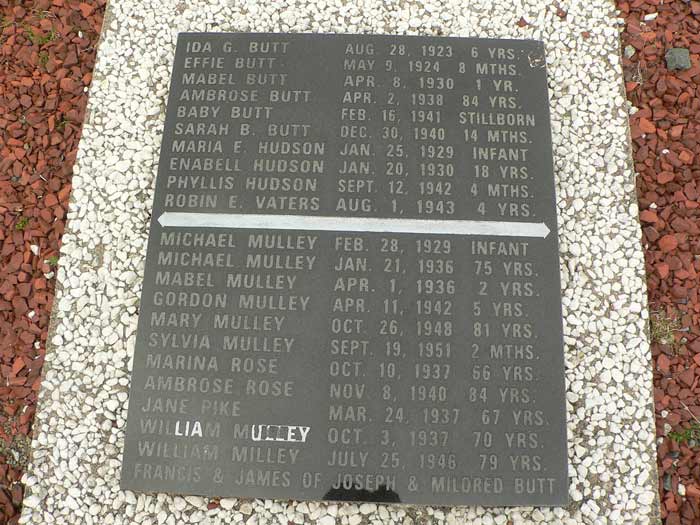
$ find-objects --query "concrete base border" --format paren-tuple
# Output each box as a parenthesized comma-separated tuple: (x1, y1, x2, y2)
(21, 1, 659, 523)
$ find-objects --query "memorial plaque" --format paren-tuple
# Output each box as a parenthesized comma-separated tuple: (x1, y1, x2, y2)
(121, 33, 568, 506)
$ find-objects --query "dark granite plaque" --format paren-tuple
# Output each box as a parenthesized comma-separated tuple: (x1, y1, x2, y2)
(120, 33, 568, 506)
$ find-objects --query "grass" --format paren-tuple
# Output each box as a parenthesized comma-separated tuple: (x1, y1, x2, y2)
(650, 313, 681, 348)
(15, 217, 29, 231)
(56, 118, 69, 132)
(0, 421, 30, 470)
(33, 9, 51, 20)
(669, 423, 700, 445)
(38, 50, 49, 67)
(21, 23, 57, 46)
(668, 403, 700, 446)
(46, 255, 59, 267)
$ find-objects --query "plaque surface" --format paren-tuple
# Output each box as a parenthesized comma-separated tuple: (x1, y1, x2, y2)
(121, 33, 568, 506)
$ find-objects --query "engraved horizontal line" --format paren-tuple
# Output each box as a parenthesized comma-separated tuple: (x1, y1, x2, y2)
(157, 212, 551, 238)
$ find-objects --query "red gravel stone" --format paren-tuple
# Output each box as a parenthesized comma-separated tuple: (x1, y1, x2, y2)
(44, 194, 58, 207)
(0, 1, 106, 520)
(659, 171, 676, 184)
(619, 0, 700, 522)
(659, 354, 672, 373)
(640, 117, 657, 134)
(659, 234, 680, 252)
(687, 485, 700, 499)
(678, 368, 695, 387)
(79, 2, 95, 17)
(641, 209, 659, 222)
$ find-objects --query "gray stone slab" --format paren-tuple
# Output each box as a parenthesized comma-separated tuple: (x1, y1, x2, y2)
(120, 33, 568, 507)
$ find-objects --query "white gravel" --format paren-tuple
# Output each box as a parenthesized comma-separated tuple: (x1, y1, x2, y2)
(20, 0, 659, 524)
